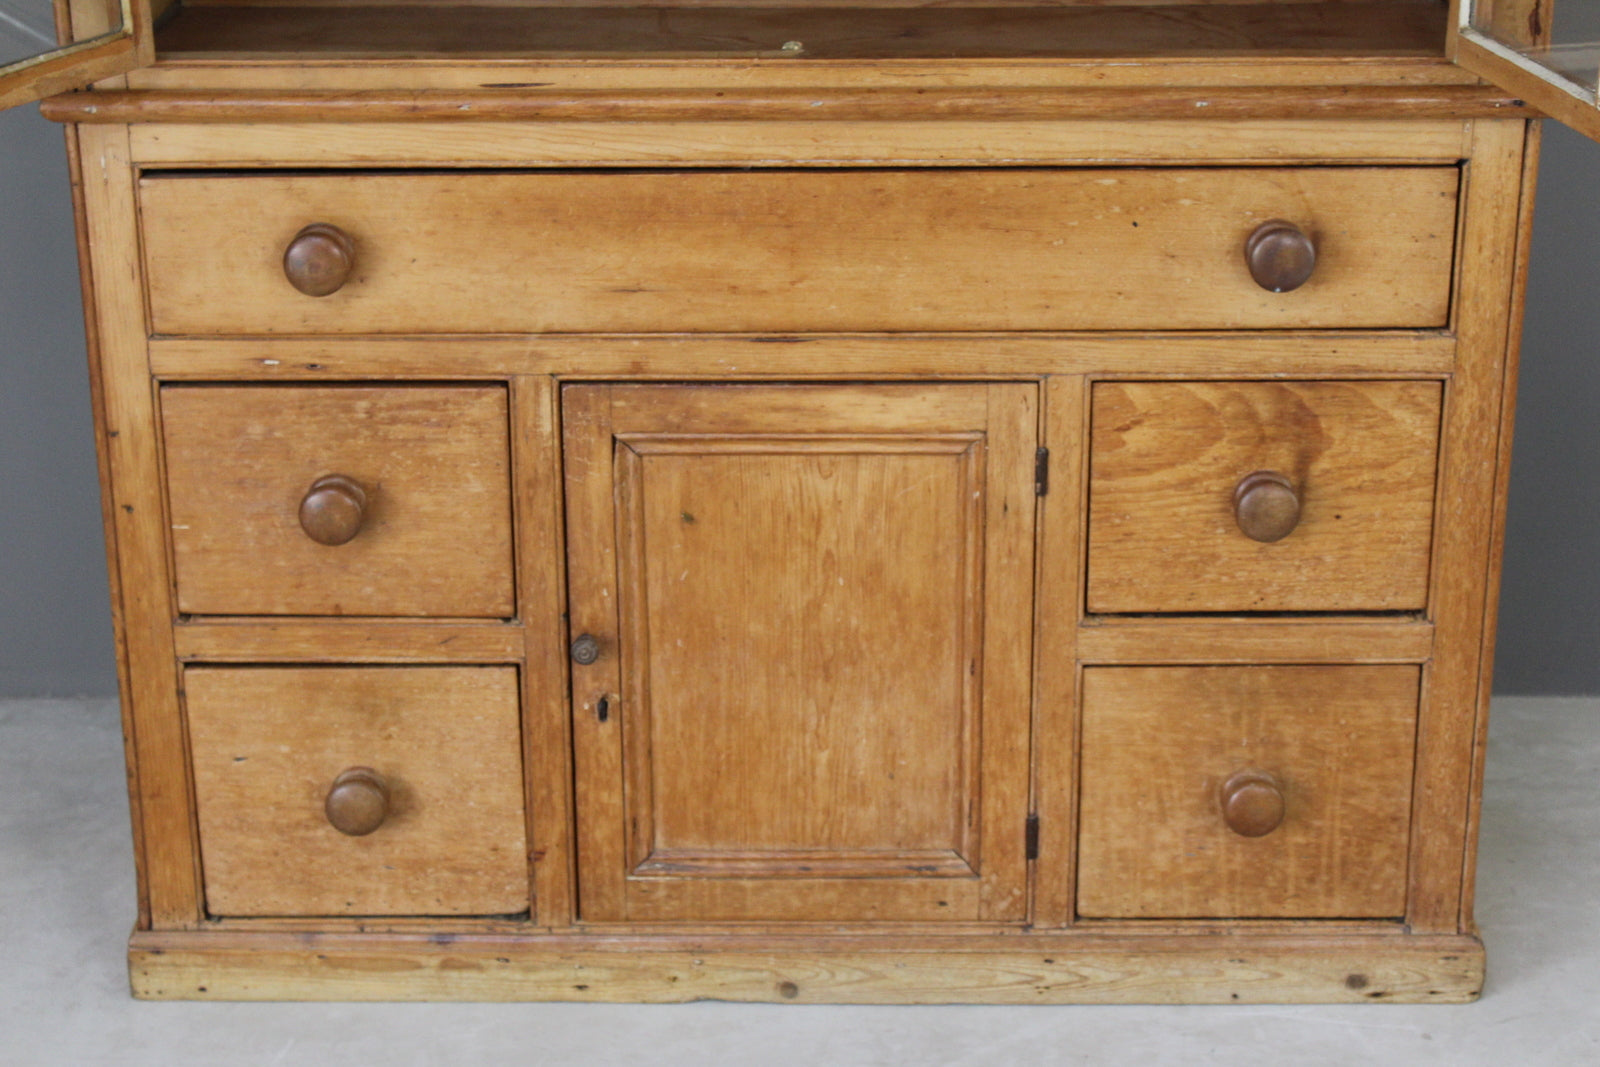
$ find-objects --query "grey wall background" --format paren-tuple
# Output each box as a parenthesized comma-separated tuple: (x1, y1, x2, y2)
(0, 105, 1596, 697)
(0, 103, 113, 697)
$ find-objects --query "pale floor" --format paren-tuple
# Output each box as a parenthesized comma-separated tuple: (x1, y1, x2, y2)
(2, 696, 1597, 1067)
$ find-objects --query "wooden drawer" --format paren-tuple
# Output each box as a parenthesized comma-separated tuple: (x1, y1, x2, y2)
(161, 385, 515, 617)
(1086, 380, 1442, 614)
(1076, 665, 1419, 919)
(139, 168, 1458, 335)
(185, 666, 529, 917)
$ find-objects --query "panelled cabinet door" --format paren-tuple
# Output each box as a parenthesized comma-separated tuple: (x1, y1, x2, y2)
(563, 383, 1037, 924)
(0, 0, 153, 109)
(1453, 0, 1600, 140)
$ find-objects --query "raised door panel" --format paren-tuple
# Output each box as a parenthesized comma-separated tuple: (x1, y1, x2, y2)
(564, 383, 1036, 924)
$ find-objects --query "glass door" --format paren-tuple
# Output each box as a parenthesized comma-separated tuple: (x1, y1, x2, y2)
(1456, 0, 1600, 139)
(0, 0, 149, 110)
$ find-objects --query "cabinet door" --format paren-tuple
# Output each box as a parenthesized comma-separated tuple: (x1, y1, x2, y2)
(1454, 0, 1600, 140)
(0, 0, 153, 109)
(563, 383, 1036, 924)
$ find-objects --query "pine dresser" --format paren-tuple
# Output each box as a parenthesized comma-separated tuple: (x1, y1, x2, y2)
(2, 0, 1593, 1002)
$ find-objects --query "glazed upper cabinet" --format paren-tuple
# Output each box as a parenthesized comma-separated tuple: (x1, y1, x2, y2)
(0, 0, 151, 108)
(562, 384, 1037, 923)
(1455, 0, 1600, 140)
(7, 0, 1600, 149)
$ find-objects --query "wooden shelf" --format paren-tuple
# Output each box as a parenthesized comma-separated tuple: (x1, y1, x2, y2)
(154, 1, 1446, 60)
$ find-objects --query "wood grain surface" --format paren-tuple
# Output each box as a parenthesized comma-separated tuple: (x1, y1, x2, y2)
(161, 385, 515, 617)
(128, 929, 1485, 1003)
(185, 666, 529, 916)
(563, 383, 1035, 923)
(1077, 665, 1419, 918)
(1087, 380, 1443, 613)
(139, 168, 1459, 335)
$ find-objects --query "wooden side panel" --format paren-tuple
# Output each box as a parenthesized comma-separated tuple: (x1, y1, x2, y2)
(563, 384, 1035, 923)
(561, 385, 628, 923)
(1408, 119, 1530, 933)
(1030, 375, 1088, 927)
(511, 376, 579, 928)
(161, 385, 515, 617)
(1087, 380, 1443, 613)
(138, 168, 1459, 335)
(1461, 121, 1541, 932)
(76, 124, 205, 928)
(186, 666, 529, 917)
(1078, 665, 1419, 919)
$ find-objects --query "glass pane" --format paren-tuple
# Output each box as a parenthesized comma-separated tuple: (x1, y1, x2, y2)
(1543, 5, 1600, 93)
(0, 0, 126, 71)
(0, 0, 59, 67)
(1471, 0, 1600, 95)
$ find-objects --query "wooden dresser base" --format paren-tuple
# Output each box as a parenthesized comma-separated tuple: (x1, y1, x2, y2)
(129, 930, 1485, 1004)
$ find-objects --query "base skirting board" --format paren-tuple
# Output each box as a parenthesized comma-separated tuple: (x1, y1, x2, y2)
(129, 930, 1484, 1004)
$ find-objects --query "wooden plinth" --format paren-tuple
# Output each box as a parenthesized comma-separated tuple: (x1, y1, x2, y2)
(130, 930, 1485, 1004)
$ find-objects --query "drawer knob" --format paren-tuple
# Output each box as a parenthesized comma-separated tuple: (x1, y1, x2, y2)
(1233, 470, 1301, 543)
(1220, 770, 1286, 838)
(570, 633, 602, 666)
(325, 767, 391, 836)
(283, 223, 356, 297)
(300, 473, 368, 547)
(1245, 220, 1316, 293)
(299, 474, 369, 546)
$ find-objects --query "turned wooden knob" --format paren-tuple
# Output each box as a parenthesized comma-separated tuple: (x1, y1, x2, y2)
(570, 633, 602, 666)
(1233, 470, 1301, 543)
(1221, 770, 1286, 838)
(325, 767, 390, 836)
(1245, 220, 1316, 293)
(283, 223, 356, 297)
(299, 474, 368, 546)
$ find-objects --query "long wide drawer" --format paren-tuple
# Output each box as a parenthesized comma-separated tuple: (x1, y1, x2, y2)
(139, 168, 1459, 335)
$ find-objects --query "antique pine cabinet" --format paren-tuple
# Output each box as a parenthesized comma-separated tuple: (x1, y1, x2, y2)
(3, 0, 1596, 1003)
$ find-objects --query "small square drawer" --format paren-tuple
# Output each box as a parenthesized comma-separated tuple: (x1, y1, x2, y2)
(161, 384, 515, 617)
(1087, 380, 1442, 614)
(186, 666, 528, 917)
(1076, 665, 1418, 919)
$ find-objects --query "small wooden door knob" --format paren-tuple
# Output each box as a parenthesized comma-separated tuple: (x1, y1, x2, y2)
(283, 223, 356, 297)
(325, 767, 390, 836)
(299, 474, 368, 546)
(1220, 770, 1285, 838)
(1245, 220, 1316, 293)
(570, 633, 602, 666)
(1233, 470, 1301, 543)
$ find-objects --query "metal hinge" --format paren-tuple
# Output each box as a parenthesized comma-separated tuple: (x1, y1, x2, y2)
(1035, 448, 1049, 496)
(1025, 813, 1040, 860)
